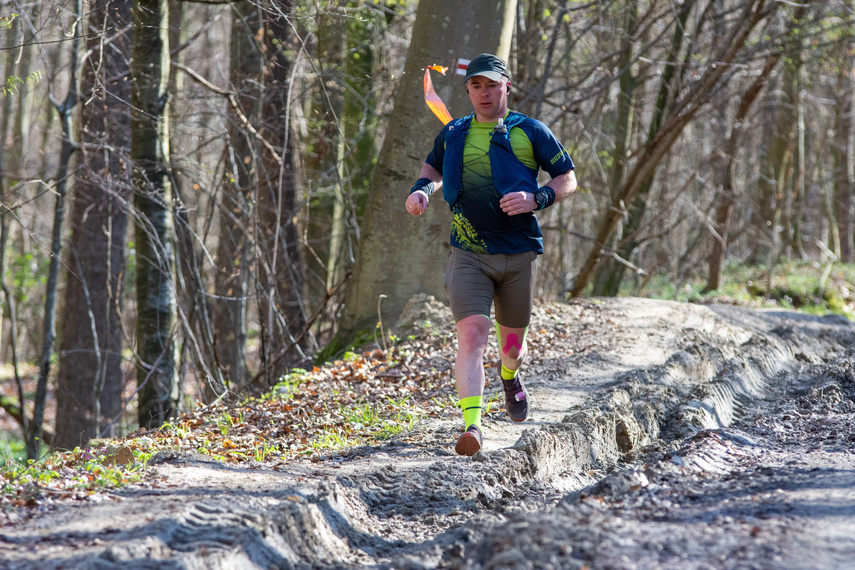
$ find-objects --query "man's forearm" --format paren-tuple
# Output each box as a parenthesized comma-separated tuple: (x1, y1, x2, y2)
(419, 163, 443, 189)
(545, 169, 577, 202)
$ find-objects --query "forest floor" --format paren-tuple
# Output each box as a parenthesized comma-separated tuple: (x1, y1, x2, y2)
(2, 295, 855, 569)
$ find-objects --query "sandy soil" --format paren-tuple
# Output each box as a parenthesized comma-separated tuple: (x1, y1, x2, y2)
(2, 297, 855, 569)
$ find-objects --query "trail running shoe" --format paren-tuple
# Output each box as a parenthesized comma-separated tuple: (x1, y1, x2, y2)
(502, 372, 529, 423)
(455, 425, 483, 456)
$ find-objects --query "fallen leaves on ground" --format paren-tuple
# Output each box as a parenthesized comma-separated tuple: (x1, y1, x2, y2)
(1, 300, 614, 519)
(1, 326, 462, 517)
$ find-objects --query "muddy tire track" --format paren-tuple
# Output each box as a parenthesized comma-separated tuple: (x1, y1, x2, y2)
(2, 299, 854, 569)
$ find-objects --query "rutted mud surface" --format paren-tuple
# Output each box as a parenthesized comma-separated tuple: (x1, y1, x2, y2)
(2, 297, 855, 569)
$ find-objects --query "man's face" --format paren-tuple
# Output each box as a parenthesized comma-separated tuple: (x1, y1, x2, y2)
(466, 75, 509, 122)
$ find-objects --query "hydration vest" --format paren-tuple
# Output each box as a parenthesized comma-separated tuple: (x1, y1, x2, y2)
(440, 111, 539, 209)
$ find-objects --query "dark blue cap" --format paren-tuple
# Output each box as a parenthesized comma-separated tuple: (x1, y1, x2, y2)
(464, 53, 510, 82)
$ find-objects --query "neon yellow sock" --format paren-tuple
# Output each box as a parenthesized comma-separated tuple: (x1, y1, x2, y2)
(459, 395, 483, 429)
(500, 364, 518, 381)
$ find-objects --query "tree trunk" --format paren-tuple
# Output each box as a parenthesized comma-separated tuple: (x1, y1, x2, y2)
(212, 0, 264, 391)
(328, 2, 381, 289)
(308, 4, 346, 293)
(255, 0, 307, 384)
(27, 0, 83, 460)
(9, 1, 42, 169)
(1, 7, 39, 366)
(705, 55, 780, 293)
(788, 63, 807, 260)
(166, 0, 230, 401)
(0, 213, 28, 442)
(835, 32, 855, 262)
(54, 0, 131, 450)
(0, 26, 17, 413)
(337, 0, 518, 344)
(132, 0, 178, 428)
(754, 58, 799, 265)
(590, 0, 641, 297)
(514, 0, 548, 118)
(777, 51, 804, 259)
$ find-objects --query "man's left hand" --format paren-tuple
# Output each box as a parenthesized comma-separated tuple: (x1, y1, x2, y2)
(499, 192, 537, 216)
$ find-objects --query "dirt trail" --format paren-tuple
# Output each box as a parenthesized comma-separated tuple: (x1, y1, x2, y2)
(2, 297, 854, 569)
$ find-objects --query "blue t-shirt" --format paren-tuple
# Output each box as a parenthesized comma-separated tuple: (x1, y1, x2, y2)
(426, 111, 574, 254)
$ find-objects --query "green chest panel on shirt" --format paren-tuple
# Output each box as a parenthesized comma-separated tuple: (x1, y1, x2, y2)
(452, 120, 537, 253)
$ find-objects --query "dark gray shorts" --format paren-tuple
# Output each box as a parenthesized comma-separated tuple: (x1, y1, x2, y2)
(444, 249, 538, 328)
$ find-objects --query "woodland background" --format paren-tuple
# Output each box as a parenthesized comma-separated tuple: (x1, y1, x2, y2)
(1, 0, 854, 460)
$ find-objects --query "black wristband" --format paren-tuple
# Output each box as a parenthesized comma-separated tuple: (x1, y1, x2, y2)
(410, 177, 435, 196)
(536, 187, 555, 210)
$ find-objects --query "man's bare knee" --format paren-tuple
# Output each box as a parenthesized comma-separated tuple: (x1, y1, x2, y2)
(457, 316, 490, 351)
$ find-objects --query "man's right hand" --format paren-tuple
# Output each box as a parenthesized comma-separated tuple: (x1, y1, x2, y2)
(406, 190, 429, 215)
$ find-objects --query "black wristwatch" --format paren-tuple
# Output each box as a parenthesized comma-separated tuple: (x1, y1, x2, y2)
(534, 190, 549, 209)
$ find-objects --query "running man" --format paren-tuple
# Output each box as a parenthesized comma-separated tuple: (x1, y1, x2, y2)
(405, 53, 577, 455)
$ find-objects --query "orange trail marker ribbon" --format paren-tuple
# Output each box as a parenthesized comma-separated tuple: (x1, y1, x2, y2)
(424, 65, 452, 125)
